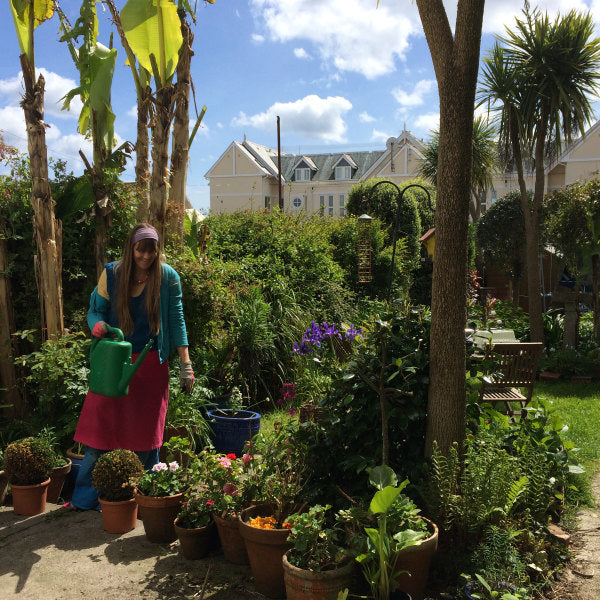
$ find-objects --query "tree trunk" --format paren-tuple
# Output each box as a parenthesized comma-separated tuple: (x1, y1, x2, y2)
(0, 210, 25, 419)
(593, 254, 599, 340)
(168, 14, 193, 249)
(135, 87, 152, 222)
(20, 57, 64, 339)
(149, 86, 175, 250)
(417, 0, 484, 456)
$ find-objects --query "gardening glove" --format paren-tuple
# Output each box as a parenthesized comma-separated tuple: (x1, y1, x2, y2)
(180, 361, 195, 394)
(92, 321, 109, 338)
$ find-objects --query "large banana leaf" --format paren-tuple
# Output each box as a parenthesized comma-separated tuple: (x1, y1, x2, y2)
(10, 0, 54, 62)
(121, 0, 182, 85)
(88, 43, 117, 155)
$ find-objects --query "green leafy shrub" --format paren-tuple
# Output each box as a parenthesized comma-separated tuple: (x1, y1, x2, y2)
(3, 436, 56, 485)
(91, 449, 144, 501)
(16, 331, 90, 451)
(297, 301, 430, 505)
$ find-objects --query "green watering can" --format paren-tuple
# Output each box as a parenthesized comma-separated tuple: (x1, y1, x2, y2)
(89, 326, 154, 398)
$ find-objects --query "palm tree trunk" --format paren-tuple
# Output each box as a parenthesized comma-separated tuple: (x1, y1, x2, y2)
(592, 254, 599, 340)
(418, 0, 485, 456)
(168, 14, 193, 249)
(20, 57, 63, 338)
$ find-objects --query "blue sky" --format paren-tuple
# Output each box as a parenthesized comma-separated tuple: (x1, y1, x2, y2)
(1, 0, 600, 212)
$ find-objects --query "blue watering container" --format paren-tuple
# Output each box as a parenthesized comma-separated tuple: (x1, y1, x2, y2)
(207, 409, 261, 456)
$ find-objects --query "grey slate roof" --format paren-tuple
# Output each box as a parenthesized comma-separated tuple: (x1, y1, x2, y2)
(279, 150, 385, 181)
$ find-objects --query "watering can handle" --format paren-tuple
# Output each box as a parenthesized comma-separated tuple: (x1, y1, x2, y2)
(105, 326, 125, 341)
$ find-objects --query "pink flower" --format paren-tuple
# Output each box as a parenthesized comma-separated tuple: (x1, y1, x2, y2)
(288, 408, 297, 416)
(206, 500, 215, 506)
(217, 456, 232, 468)
(222, 483, 238, 496)
(152, 462, 168, 472)
(242, 453, 252, 464)
(168, 461, 179, 472)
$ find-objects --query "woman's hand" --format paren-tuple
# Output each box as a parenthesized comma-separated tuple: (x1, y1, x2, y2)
(180, 361, 195, 394)
(92, 321, 109, 338)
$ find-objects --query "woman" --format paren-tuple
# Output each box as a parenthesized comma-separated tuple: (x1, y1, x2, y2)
(69, 223, 194, 510)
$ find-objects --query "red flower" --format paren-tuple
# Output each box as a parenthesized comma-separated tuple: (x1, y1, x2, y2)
(226, 453, 237, 460)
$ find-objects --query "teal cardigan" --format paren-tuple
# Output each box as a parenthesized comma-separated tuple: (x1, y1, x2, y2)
(87, 262, 189, 364)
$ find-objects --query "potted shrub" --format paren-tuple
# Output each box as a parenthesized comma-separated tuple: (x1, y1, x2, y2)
(39, 427, 72, 504)
(238, 421, 308, 598)
(282, 504, 353, 600)
(132, 455, 190, 543)
(344, 465, 437, 600)
(174, 493, 216, 560)
(91, 449, 145, 533)
(3, 436, 56, 515)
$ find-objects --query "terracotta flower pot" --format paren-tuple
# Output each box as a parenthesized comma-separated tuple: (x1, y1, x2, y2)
(134, 491, 183, 543)
(393, 517, 438, 600)
(174, 517, 215, 560)
(212, 512, 249, 564)
(47, 458, 72, 504)
(11, 478, 51, 516)
(282, 552, 354, 600)
(99, 496, 138, 534)
(239, 503, 296, 599)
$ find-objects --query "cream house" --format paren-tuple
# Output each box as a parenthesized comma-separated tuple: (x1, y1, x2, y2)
(205, 129, 428, 216)
(205, 122, 600, 216)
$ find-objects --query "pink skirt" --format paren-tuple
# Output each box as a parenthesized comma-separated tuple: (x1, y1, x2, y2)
(74, 350, 169, 451)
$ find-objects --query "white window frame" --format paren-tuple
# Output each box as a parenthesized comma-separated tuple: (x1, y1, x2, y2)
(339, 194, 345, 217)
(328, 195, 334, 216)
(295, 168, 311, 181)
(335, 165, 351, 180)
(292, 196, 303, 210)
(319, 195, 325, 216)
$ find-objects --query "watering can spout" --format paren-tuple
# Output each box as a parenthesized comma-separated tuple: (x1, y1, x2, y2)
(118, 338, 154, 395)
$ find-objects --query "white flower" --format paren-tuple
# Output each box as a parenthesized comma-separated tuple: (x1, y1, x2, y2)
(152, 462, 168, 472)
(168, 461, 180, 472)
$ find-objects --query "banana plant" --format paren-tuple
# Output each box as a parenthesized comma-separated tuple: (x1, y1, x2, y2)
(57, 0, 123, 276)
(9, 0, 64, 339)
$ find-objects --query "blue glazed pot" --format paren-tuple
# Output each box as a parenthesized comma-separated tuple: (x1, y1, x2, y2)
(207, 409, 261, 456)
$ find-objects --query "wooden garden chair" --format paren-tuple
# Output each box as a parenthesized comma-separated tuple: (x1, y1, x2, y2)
(478, 342, 543, 418)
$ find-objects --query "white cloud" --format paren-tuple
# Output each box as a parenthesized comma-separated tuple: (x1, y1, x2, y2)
(293, 48, 310, 59)
(250, 0, 419, 79)
(252, 33, 265, 44)
(0, 68, 82, 121)
(127, 104, 137, 118)
(392, 79, 435, 107)
(414, 113, 440, 134)
(370, 129, 390, 143)
(231, 94, 352, 143)
(359, 111, 376, 123)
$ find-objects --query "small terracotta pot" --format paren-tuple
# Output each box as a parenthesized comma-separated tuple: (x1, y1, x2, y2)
(99, 496, 138, 534)
(212, 512, 249, 564)
(174, 517, 214, 560)
(239, 503, 298, 599)
(11, 478, 51, 516)
(47, 458, 72, 504)
(282, 552, 354, 600)
(393, 517, 438, 600)
(134, 491, 183, 543)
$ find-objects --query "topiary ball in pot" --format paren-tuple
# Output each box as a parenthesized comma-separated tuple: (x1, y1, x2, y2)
(92, 449, 145, 502)
(3, 437, 56, 485)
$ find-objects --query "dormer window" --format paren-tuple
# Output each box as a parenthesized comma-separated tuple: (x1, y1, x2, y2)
(295, 168, 311, 181)
(335, 165, 351, 180)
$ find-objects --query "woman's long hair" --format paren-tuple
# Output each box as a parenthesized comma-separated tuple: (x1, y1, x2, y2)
(114, 223, 162, 336)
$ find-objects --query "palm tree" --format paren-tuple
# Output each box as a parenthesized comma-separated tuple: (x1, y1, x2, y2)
(419, 116, 498, 222)
(479, 5, 600, 343)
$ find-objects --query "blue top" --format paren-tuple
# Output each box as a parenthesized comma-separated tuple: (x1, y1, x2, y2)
(87, 262, 189, 364)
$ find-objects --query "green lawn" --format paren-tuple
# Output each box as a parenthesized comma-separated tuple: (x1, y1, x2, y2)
(534, 380, 600, 466)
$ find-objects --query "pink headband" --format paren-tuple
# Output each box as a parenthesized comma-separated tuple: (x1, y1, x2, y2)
(132, 227, 159, 245)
